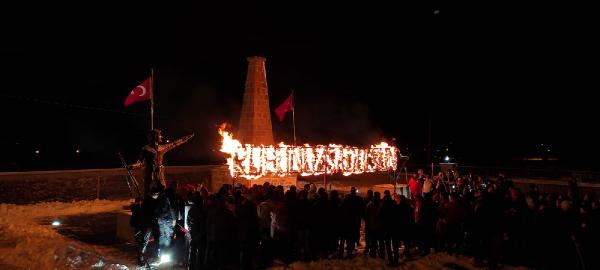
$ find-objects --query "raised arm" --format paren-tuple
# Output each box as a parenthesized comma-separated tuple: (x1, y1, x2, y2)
(164, 133, 194, 152)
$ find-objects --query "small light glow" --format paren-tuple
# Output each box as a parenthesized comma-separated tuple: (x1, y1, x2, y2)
(35, 150, 40, 154)
(444, 156, 450, 162)
(160, 254, 171, 263)
(166, 139, 170, 143)
(75, 149, 80, 154)
(52, 221, 60, 226)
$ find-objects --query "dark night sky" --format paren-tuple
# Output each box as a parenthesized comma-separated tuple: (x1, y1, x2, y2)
(1, 3, 599, 171)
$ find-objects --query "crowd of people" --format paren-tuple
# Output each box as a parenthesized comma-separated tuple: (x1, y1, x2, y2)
(130, 169, 600, 270)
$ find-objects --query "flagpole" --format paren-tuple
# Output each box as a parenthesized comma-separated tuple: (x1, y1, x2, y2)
(292, 90, 297, 146)
(150, 68, 155, 131)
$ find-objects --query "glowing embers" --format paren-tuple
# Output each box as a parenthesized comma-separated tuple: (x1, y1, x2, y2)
(219, 125, 398, 179)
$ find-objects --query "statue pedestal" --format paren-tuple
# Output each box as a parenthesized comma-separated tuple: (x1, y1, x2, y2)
(115, 172, 297, 243)
(116, 210, 134, 242)
(235, 174, 297, 190)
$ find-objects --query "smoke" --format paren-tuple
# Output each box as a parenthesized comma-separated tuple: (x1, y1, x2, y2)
(271, 85, 387, 147)
(157, 80, 242, 165)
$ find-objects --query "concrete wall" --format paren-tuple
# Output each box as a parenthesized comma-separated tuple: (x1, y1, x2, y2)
(4, 165, 597, 205)
(0, 165, 231, 204)
(298, 172, 393, 192)
(231, 175, 298, 190)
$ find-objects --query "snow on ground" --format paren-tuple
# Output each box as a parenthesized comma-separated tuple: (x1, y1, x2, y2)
(0, 199, 133, 270)
(0, 199, 531, 270)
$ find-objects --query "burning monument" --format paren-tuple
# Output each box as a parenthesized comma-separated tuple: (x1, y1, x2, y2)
(219, 57, 398, 181)
(225, 56, 298, 188)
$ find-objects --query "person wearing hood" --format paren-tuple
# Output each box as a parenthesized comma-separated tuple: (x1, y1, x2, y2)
(154, 187, 177, 260)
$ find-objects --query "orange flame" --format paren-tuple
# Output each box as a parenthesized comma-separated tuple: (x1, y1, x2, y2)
(218, 125, 398, 179)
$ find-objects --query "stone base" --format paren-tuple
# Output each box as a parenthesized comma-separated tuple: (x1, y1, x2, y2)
(234, 174, 298, 190)
(116, 210, 134, 242)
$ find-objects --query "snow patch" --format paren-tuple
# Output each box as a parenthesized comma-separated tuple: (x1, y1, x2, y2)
(0, 199, 134, 269)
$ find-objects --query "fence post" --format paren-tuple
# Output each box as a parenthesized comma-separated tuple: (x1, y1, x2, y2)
(431, 163, 434, 178)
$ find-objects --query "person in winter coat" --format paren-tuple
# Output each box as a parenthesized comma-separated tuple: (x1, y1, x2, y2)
(258, 190, 275, 267)
(293, 190, 312, 261)
(364, 189, 373, 255)
(366, 192, 385, 258)
(308, 183, 318, 201)
(438, 193, 467, 255)
(165, 180, 187, 263)
(381, 191, 400, 266)
(187, 192, 206, 270)
(396, 195, 414, 258)
(409, 174, 422, 201)
(236, 193, 260, 270)
(415, 194, 437, 255)
(154, 187, 177, 259)
(311, 188, 330, 259)
(338, 187, 363, 259)
(324, 190, 340, 258)
(270, 189, 290, 264)
(205, 195, 236, 270)
(131, 189, 158, 266)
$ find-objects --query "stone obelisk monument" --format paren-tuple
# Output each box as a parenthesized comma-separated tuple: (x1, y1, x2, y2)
(238, 56, 275, 146)
(236, 56, 296, 188)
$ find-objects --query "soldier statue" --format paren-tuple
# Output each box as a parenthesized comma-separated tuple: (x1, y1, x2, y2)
(128, 129, 194, 196)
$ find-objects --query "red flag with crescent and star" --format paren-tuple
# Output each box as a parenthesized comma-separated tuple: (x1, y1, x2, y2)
(124, 77, 152, 107)
(274, 93, 293, 122)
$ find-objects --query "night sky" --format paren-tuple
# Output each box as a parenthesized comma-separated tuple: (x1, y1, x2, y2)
(1, 3, 598, 171)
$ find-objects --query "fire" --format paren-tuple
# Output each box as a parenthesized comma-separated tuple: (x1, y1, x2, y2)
(218, 125, 398, 179)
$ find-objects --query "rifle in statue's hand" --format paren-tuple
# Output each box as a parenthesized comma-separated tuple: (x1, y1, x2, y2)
(118, 152, 142, 199)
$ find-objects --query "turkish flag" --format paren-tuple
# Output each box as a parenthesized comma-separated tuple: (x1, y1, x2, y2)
(124, 78, 152, 107)
(274, 93, 293, 121)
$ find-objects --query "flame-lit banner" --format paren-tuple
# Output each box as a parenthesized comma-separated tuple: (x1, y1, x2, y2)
(219, 126, 398, 179)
